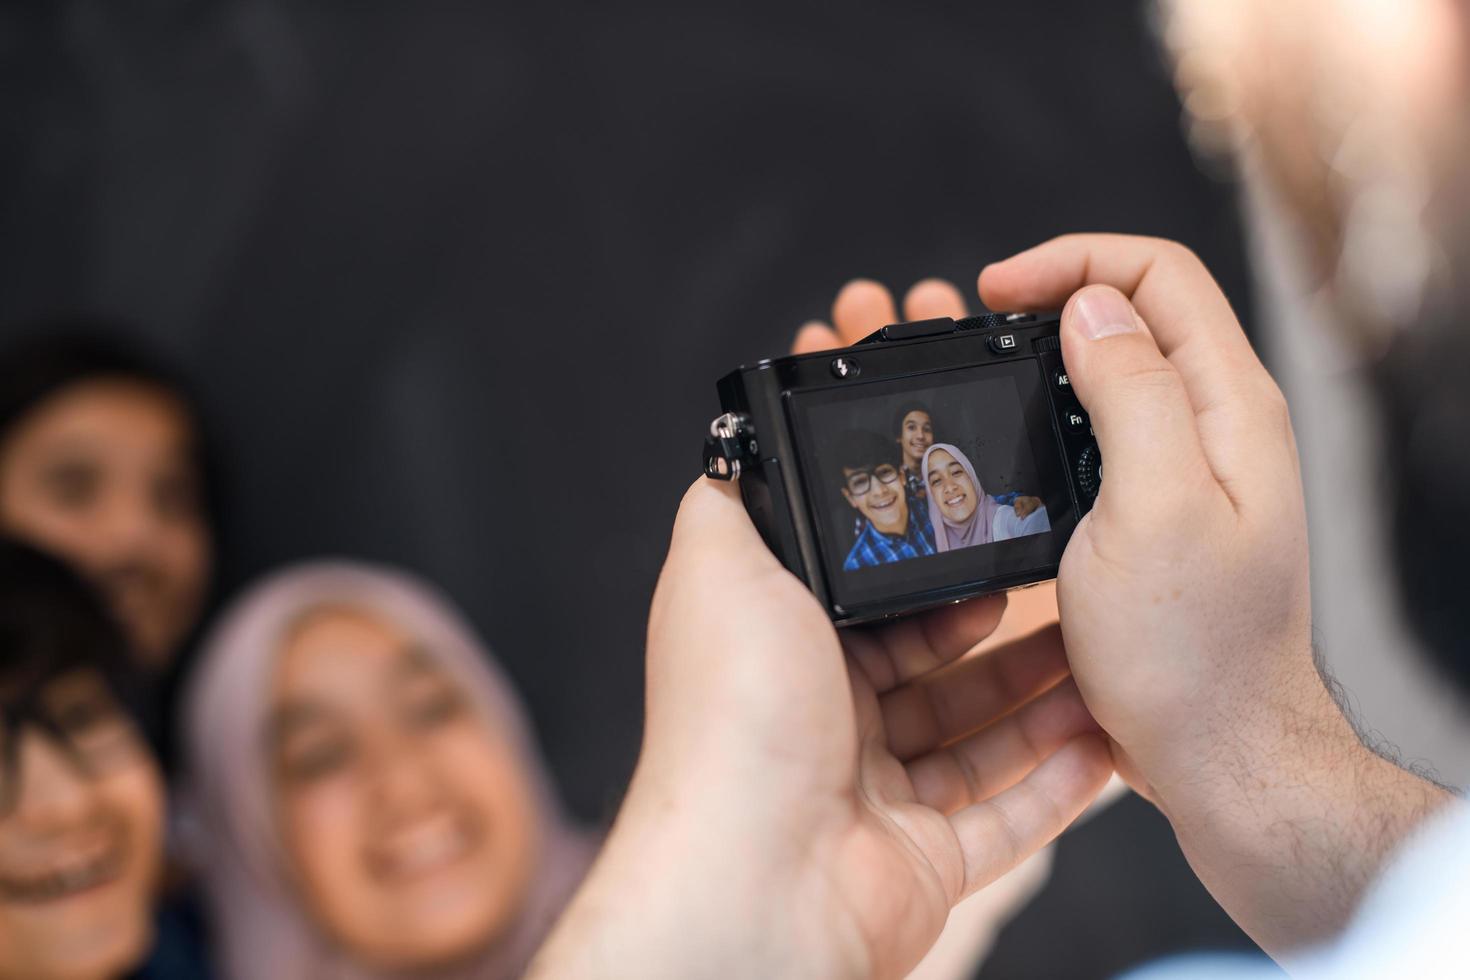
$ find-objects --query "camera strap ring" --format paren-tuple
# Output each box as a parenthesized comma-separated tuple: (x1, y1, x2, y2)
(703, 412, 756, 481)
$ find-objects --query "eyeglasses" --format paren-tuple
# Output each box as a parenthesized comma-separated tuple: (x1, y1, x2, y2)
(846, 464, 901, 496)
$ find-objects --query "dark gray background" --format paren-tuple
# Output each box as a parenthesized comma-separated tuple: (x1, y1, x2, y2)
(0, 3, 1267, 976)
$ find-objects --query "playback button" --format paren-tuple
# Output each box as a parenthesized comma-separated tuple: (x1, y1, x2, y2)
(987, 333, 1018, 355)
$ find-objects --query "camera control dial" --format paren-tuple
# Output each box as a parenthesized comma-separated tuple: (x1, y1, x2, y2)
(1076, 443, 1103, 499)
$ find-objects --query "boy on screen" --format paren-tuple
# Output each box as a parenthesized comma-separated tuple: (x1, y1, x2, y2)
(836, 430, 936, 570)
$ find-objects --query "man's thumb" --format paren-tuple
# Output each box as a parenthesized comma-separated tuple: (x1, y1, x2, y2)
(1059, 285, 1208, 504)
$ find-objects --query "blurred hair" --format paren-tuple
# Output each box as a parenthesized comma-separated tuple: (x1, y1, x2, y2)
(836, 429, 898, 482)
(0, 536, 139, 752)
(890, 400, 935, 441)
(0, 322, 222, 547)
(0, 324, 197, 451)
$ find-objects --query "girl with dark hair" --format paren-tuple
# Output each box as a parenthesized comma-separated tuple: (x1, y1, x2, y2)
(889, 401, 1043, 526)
(891, 400, 937, 500)
(0, 327, 215, 676)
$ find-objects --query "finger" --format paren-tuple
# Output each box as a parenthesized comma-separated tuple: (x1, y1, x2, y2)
(950, 734, 1113, 898)
(832, 279, 898, 345)
(792, 320, 842, 355)
(902, 277, 967, 321)
(908, 679, 1101, 815)
(651, 480, 779, 652)
(1057, 285, 1223, 513)
(930, 847, 1054, 960)
(842, 593, 1007, 695)
(978, 234, 1256, 389)
(648, 480, 853, 771)
(881, 623, 1072, 761)
(970, 581, 1057, 654)
(979, 234, 1294, 506)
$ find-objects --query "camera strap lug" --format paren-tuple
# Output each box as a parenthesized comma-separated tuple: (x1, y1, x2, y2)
(703, 412, 758, 480)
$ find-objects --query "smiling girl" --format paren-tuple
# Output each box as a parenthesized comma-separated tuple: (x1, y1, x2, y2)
(921, 444, 1051, 551)
(183, 562, 596, 980)
(893, 403, 1043, 523)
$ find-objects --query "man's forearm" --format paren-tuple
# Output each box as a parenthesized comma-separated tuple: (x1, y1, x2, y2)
(1152, 672, 1452, 958)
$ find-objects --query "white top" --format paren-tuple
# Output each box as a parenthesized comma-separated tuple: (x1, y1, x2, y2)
(991, 503, 1051, 542)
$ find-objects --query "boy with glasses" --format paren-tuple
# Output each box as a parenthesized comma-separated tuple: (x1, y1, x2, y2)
(0, 538, 171, 980)
(837, 429, 936, 570)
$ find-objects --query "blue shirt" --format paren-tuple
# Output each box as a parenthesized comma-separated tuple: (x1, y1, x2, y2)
(843, 514, 937, 570)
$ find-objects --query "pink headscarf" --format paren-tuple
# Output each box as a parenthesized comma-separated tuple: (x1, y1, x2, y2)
(180, 561, 598, 980)
(922, 443, 1002, 552)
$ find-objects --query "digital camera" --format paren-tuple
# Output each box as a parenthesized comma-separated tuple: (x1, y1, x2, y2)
(703, 313, 1100, 626)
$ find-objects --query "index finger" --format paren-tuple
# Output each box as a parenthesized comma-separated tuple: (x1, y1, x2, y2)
(978, 234, 1252, 380)
(951, 734, 1112, 898)
(841, 593, 1007, 695)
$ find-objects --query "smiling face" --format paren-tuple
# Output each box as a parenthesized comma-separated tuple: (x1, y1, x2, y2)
(0, 672, 165, 980)
(898, 411, 934, 471)
(270, 607, 541, 972)
(841, 463, 909, 536)
(0, 381, 211, 669)
(926, 449, 978, 524)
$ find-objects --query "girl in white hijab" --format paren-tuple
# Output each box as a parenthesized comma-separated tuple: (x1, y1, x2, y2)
(921, 443, 1050, 550)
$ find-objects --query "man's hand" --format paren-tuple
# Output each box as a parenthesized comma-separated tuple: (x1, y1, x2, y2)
(531, 479, 1111, 979)
(979, 234, 1451, 955)
(529, 236, 1448, 978)
(791, 276, 1075, 976)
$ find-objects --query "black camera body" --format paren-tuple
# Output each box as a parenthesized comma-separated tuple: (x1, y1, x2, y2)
(704, 313, 1100, 626)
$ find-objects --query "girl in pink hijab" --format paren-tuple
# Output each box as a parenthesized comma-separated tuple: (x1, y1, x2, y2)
(181, 561, 597, 980)
(922, 443, 1050, 551)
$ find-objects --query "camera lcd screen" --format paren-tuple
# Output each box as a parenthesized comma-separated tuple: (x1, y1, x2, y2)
(788, 359, 1074, 613)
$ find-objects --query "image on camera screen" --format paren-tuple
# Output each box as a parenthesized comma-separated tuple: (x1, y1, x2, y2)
(793, 364, 1059, 605)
